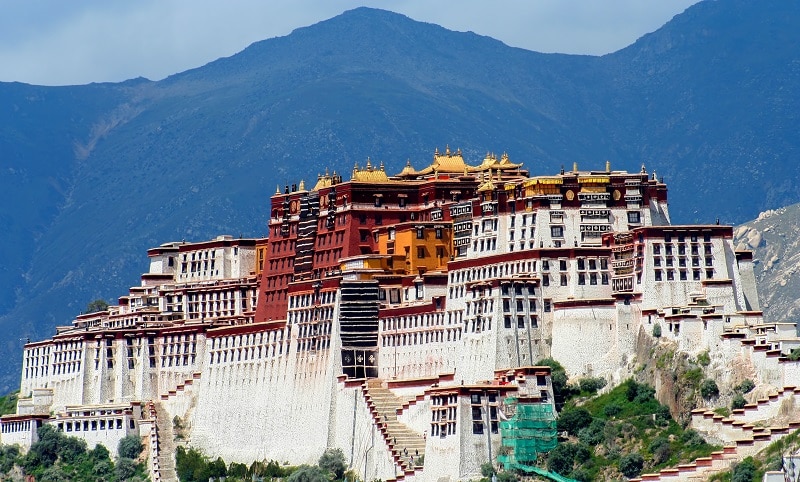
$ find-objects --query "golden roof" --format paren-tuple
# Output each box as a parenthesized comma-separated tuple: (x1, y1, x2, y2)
(351, 158, 390, 183)
(397, 159, 418, 178)
(409, 146, 523, 178)
(311, 169, 343, 191)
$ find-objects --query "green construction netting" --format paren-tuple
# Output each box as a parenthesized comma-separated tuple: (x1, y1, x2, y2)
(497, 398, 558, 469)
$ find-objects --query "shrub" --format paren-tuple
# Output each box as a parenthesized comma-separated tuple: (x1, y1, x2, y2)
(735, 379, 755, 394)
(579, 377, 607, 394)
(680, 429, 706, 447)
(558, 408, 593, 436)
(547, 444, 576, 476)
(634, 384, 656, 404)
(732, 394, 747, 410)
(578, 419, 606, 446)
(480, 462, 495, 477)
(228, 462, 248, 478)
(116, 457, 138, 481)
(603, 403, 623, 418)
(732, 456, 757, 482)
(287, 464, 329, 482)
(700, 379, 720, 400)
(118, 434, 144, 459)
(319, 448, 347, 480)
(619, 453, 644, 478)
(652, 323, 662, 338)
(789, 347, 800, 361)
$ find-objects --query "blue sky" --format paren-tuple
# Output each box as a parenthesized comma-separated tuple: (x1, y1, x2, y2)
(0, 1, 701, 86)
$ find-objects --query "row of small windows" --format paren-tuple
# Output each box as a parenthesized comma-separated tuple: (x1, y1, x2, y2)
(290, 291, 336, 308)
(654, 243, 713, 256)
(209, 344, 287, 364)
(654, 269, 714, 281)
(59, 418, 133, 432)
(382, 313, 447, 331)
(382, 328, 463, 347)
(653, 256, 713, 268)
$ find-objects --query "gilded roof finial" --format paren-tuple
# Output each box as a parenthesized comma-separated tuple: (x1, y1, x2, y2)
(606, 160, 611, 172)
(380, 161, 384, 172)
(276, 185, 281, 195)
(325, 167, 330, 176)
(573, 161, 578, 172)
(298, 179, 306, 191)
(652, 170, 657, 181)
(406, 159, 412, 167)
(366, 157, 372, 171)
(641, 164, 646, 174)
(445, 144, 451, 156)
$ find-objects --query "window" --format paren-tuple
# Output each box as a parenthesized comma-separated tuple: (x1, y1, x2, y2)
(655, 270, 662, 281)
(628, 211, 641, 224)
(590, 273, 597, 285)
(653, 244, 661, 254)
(577, 258, 585, 270)
(435, 228, 443, 239)
(542, 260, 550, 271)
(542, 274, 550, 287)
(578, 273, 586, 285)
(551, 226, 564, 238)
(544, 300, 552, 312)
(654, 257, 661, 267)
(559, 260, 567, 271)
(601, 273, 609, 285)
(560, 274, 568, 286)
(417, 227, 425, 239)
(417, 247, 426, 259)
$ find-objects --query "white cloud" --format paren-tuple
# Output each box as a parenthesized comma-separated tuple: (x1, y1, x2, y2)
(0, 0, 700, 86)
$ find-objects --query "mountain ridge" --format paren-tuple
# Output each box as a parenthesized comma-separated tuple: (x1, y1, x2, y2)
(1, 0, 799, 391)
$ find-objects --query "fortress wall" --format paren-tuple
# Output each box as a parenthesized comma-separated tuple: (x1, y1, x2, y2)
(332, 385, 400, 482)
(455, 331, 497, 385)
(380, 340, 459, 381)
(551, 305, 618, 378)
(188, 327, 337, 466)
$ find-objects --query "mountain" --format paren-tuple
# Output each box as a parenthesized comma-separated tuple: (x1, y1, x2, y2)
(1, 0, 798, 391)
(735, 204, 800, 324)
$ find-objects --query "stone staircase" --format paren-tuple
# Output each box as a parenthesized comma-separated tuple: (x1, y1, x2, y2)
(153, 401, 179, 482)
(363, 379, 426, 479)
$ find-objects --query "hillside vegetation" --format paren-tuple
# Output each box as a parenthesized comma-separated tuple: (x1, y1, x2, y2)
(535, 359, 719, 480)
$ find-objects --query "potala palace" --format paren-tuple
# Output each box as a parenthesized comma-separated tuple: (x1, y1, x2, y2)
(3, 147, 800, 481)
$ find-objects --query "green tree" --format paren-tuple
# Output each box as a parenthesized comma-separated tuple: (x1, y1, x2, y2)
(732, 394, 746, 410)
(700, 379, 719, 399)
(56, 435, 86, 462)
(652, 323, 662, 338)
(547, 443, 578, 476)
(85, 298, 109, 313)
(480, 462, 495, 478)
(208, 457, 228, 479)
(228, 462, 248, 478)
(619, 453, 644, 478)
(735, 379, 755, 394)
(732, 457, 757, 482)
(116, 457, 138, 481)
(0, 445, 20, 474)
(579, 377, 607, 394)
(118, 434, 144, 459)
(557, 408, 593, 436)
(287, 464, 328, 482)
(319, 448, 347, 479)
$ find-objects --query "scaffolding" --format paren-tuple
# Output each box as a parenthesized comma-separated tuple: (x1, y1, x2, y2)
(498, 397, 558, 468)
